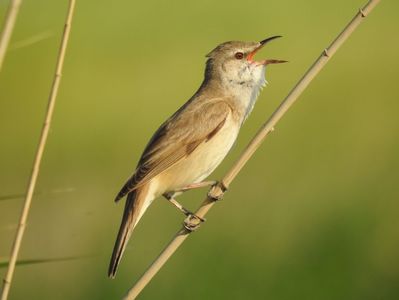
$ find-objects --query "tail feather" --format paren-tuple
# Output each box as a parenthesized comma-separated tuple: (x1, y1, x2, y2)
(108, 184, 151, 278)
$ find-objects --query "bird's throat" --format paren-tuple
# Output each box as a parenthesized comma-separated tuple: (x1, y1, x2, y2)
(223, 66, 267, 122)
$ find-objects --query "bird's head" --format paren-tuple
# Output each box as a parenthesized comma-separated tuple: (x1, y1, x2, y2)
(205, 36, 286, 87)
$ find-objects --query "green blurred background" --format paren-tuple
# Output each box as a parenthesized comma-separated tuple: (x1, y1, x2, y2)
(1, 0, 398, 299)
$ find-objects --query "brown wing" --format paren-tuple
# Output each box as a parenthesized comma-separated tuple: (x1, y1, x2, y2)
(115, 98, 232, 201)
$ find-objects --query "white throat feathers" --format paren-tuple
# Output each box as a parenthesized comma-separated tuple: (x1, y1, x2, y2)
(221, 64, 267, 122)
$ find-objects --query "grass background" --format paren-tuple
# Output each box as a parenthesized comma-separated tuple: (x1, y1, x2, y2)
(1, 0, 399, 299)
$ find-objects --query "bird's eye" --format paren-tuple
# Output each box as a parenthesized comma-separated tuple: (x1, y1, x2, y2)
(235, 52, 244, 60)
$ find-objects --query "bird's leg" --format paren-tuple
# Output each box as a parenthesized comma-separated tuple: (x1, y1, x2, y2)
(163, 192, 206, 223)
(163, 180, 225, 231)
(176, 180, 228, 202)
(163, 192, 192, 216)
(172, 180, 217, 193)
(162, 180, 216, 218)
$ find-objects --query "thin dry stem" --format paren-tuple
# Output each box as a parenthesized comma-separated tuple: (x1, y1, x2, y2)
(123, 0, 381, 299)
(0, 0, 22, 71)
(0, 1, 76, 299)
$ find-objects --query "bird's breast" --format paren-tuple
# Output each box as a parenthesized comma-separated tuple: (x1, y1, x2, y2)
(156, 113, 240, 194)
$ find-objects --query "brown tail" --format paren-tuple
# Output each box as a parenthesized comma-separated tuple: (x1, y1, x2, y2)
(108, 185, 150, 278)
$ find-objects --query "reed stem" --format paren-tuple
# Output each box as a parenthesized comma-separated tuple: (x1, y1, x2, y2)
(0, 0, 22, 72)
(0, 1, 76, 299)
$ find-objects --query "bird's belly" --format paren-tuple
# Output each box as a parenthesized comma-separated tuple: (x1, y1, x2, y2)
(157, 118, 239, 195)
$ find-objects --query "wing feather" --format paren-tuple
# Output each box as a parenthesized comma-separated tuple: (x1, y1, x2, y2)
(115, 99, 232, 201)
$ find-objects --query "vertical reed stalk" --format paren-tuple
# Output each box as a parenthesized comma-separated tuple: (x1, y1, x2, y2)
(0, 1, 76, 299)
(123, 0, 381, 299)
(0, 0, 22, 72)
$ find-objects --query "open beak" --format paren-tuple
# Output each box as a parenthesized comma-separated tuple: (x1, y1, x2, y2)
(247, 35, 287, 65)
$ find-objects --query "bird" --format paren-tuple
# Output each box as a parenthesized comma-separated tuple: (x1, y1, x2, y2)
(108, 36, 286, 278)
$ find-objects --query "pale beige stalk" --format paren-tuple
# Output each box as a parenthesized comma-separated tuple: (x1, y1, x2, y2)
(0, 0, 22, 71)
(123, 0, 381, 299)
(0, 1, 76, 299)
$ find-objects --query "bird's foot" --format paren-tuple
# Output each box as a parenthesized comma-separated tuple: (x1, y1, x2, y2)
(183, 213, 206, 232)
(207, 181, 228, 201)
